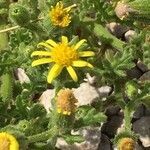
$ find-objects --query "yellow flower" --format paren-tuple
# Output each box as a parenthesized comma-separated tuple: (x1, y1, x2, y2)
(31, 36, 95, 83)
(0, 132, 19, 150)
(118, 137, 135, 150)
(49, 1, 76, 27)
(56, 89, 78, 115)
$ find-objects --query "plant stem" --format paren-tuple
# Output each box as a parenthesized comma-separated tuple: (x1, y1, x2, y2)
(0, 26, 19, 33)
(124, 106, 132, 131)
(0, 17, 44, 33)
(93, 23, 125, 51)
(27, 126, 59, 144)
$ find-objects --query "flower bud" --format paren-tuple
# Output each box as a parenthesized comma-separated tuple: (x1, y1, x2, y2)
(56, 89, 78, 115)
(9, 4, 30, 26)
(125, 81, 138, 99)
(118, 137, 135, 150)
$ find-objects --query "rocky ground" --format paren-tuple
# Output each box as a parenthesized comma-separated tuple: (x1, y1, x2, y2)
(15, 22, 150, 150)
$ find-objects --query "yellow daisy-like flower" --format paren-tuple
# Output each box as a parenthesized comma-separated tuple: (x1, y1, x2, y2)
(0, 132, 19, 150)
(49, 1, 76, 27)
(118, 137, 135, 150)
(31, 36, 95, 83)
(56, 89, 78, 115)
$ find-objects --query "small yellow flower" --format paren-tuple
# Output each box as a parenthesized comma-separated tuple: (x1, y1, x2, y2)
(56, 89, 78, 115)
(118, 137, 135, 150)
(31, 36, 95, 83)
(0, 132, 19, 150)
(49, 1, 76, 27)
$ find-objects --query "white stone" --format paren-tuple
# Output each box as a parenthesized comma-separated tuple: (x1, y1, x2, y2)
(73, 83, 112, 106)
(39, 83, 112, 111)
(16, 68, 30, 84)
(39, 89, 55, 112)
(124, 30, 136, 42)
(56, 127, 101, 150)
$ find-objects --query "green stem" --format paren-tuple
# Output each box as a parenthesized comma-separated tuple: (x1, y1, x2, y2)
(93, 23, 125, 51)
(124, 106, 132, 131)
(82, 17, 125, 51)
(27, 126, 59, 144)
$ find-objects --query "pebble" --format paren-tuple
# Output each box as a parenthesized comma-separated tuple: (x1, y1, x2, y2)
(106, 22, 129, 38)
(136, 60, 149, 73)
(101, 115, 123, 138)
(139, 71, 150, 82)
(133, 104, 145, 119)
(133, 117, 150, 147)
(39, 89, 55, 112)
(98, 134, 112, 150)
(105, 106, 120, 116)
(126, 66, 143, 79)
(56, 127, 101, 150)
(124, 30, 136, 42)
(73, 83, 112, 106)
(15, 68, 30, 84)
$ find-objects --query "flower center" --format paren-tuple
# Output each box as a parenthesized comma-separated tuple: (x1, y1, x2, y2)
(51, 43, 78, 66)
(54, 9, 66, 22)
(56, 89, 78, 115)
(57, 14, 64, 22)
(0, 137, 10, 150)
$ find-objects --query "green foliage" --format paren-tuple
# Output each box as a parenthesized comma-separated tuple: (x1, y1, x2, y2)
(93, 48, 135, 83)
(9, 4, 31, 26)
(75, 106, 107, 128)
(0, 72, 13, 103)
(28, 103, 46, 119)
(119, 0, 150, 24)
(78, 0, 116, 23)
(61, 134, 84, 144)
(128, 0, 150, 15)
(0, 0, 149, 149)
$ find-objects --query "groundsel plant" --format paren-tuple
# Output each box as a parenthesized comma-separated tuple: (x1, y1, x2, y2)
(0, 0, 149, 149)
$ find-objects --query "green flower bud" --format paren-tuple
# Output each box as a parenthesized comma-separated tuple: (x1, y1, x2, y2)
(0, 72, 13, 103)
(17, 120, 32, 135)
(125, 81, 139, 99)
(9, 4, 30, 26)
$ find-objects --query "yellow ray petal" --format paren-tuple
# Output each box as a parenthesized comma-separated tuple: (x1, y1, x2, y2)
(74, 39, 86, 50)
(38, 42, 53, 50)
(47, 64, 63, 83)
(79, 51, 95, 57)
(66, 66, 78, 82)
(46, 39, 58, 47)
(72, 60, 93, 68)
(32, 58, 53, 67)
(31, 51, 52, 57)
(61, 36, 68, 44)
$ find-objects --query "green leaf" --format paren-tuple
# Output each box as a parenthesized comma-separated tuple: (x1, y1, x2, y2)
(0, 71, 14, 103)
(75, 106, 107, 128)
(62, 135, 84, 144)
(28, 103, 46, 119)
(15, 94, 28, 119)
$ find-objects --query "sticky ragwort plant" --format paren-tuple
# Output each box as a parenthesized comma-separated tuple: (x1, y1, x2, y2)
(0, 0, 149, 149)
